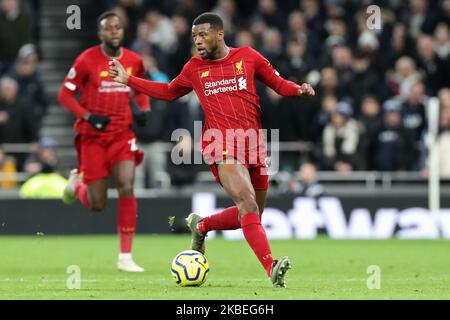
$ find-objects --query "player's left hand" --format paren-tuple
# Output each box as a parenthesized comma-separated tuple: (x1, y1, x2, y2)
(298, 83, 315, 97)
(133, 110, 151, 127)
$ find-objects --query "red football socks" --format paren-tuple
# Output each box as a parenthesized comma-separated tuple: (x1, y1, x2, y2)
(118, 196, 137, 253)
(196, 206, 241, 234)
(240, 212, 274, 277)
(74, 180, 91, 209)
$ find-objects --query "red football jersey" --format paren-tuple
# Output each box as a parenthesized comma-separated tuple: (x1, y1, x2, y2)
(128, 46, 300, 163)
(61, 45, 149, 136)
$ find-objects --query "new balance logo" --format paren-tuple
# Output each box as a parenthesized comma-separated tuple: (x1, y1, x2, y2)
(238, 76, 247, 90)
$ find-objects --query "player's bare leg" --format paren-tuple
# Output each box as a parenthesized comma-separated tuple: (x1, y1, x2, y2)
(218, 161, 291, 287)
(255, 189, 267, 215)
(186, 163, 242, 254)
(63, 169, 107, 211)
(112, 160, 144, 272)
(87, 179, 108, 212)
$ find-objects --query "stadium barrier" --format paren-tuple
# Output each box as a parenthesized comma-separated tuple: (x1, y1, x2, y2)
(1, 192, 450, 239)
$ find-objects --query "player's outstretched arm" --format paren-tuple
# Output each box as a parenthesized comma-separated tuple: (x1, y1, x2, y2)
(251, 47, 315, 98)
(109, 60, 191, 101)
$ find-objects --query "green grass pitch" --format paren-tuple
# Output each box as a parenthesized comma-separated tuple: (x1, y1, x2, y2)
(1, 235, 449, 299)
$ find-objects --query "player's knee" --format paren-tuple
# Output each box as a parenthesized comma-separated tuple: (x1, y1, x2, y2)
(88, 194, 106, 212)
(117, 183, 134, 197)
(236, 193, 259, 216)
(91, 202, 106, 212)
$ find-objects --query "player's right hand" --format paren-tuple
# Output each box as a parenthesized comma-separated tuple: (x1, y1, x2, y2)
(85, 113, 111, 131)
(109, 59, 129, 84)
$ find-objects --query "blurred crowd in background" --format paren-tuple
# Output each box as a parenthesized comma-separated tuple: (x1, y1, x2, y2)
(0, 0, 449, 193)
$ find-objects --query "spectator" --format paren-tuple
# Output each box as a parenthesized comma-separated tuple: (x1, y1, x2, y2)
(142, 54, 169, 83)
(0, 146, 17, 189)
(433, 22, 450, 60)
(415, 34, 448, 94)
(287, 162, 326, 198)
(312, 94, 338, 139)
(403, 0, 436, 38)
(248, 17, 267, 50)
(8, 43, 47, 121)
(357, 96, 383, 170)
(167, 14, 192, 79)
(251, 0, 287, 32)
(0, 76, 37, 170)
(401, 81, 427, 142)
(0, 76, 37, 143)
(130, 20, 166, 68)
(323, 0, 345, 19)
(145, 9, 177, 53)
(287, 10, 321, 60)
(260, 86, 305, 144)
(374, 99, 416, 171)
(19, 137, 68, 199)
(437, 0, 450, 26)
(234, 29, 255, 48)
(212, 0, 241, 39)
(357, 30, 384, 76)
(387, 56, 422, 99)
(330, 45, 353, 92)
(300, 0, 324, 38)
(260, 28, 289, 76)
(23, 137, 58, 176)
(348, 52, 380, 113)
(321, 101, 363, 171)
(285, 38, 311, 82)
(173, 0, 205, 24)
(385, 23, 415, 69)
(130, 20, 152, 53)
(324, 18, 348, 44)
(316, 67, 344, 100)
(0, 0, 32, 74)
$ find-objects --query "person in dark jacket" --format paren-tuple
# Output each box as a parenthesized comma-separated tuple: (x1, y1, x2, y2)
(287, 162, 326, 198)
(8, 44, 47, 121)
(0, 0, 32, 74)
(374, 99, 416, 171)
(0, 76, 38, 170)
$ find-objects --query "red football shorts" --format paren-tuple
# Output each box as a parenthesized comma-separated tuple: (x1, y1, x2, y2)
(209, 160, 269, 191)
(74, 129, 143, 184)
(202, 138, 269, 191)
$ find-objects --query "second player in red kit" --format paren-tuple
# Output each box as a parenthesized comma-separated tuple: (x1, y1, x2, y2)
(58, 12, 150, 272)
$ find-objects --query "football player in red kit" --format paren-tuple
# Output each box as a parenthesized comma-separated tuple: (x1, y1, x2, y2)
(109, 13, 315, 286)
(58, 12, 150, 272)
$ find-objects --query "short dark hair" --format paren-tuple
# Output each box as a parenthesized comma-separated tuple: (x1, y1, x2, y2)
(97, 11, 120, 30)
(192, 12, 224, 30)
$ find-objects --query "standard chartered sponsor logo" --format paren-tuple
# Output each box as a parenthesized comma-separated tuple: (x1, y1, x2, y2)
(98, 81, 131, 93)
(204, 77, 246, 96)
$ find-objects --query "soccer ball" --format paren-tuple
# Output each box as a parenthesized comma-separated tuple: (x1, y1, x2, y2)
(171, 250, 210, 287)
